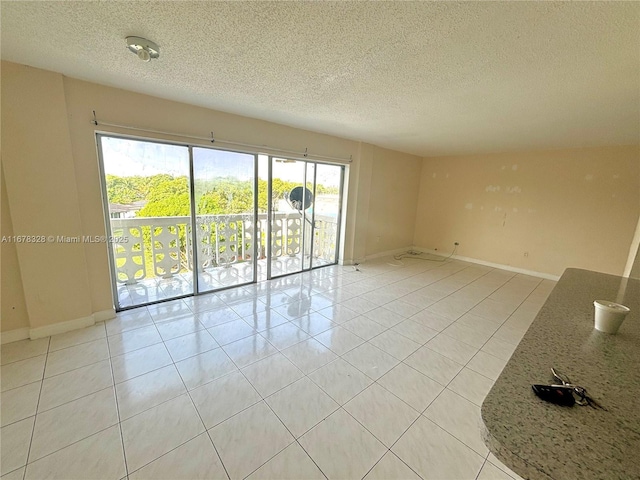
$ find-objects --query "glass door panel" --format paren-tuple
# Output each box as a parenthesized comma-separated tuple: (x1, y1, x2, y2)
(302, 162, 316, 270)
(269, 158, 307, 277)
(268, 158, 343, 278)
(192, 147, 257, 293)
(312, 163, 343, 266)
(257, 155, 270, 282)
(98, 135, 193, 309)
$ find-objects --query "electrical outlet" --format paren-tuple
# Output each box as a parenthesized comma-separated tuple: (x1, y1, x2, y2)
(524, 252, 529, 257)
(375, 236, 381, 243)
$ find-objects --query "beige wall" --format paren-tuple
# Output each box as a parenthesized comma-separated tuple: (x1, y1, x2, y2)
(2, 62, 93, 329)
(366, 146, 422, 257)
(1, 165, 29, 332)
(1, 61, 420, 333)
(414, 146, 640, 277)
(342, 142, 372, 264)
(340, 143, 422, 262)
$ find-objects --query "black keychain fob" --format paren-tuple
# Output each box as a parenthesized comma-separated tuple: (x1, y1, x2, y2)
(532, 384, 575, 406)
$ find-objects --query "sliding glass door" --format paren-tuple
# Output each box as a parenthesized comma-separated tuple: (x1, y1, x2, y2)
(98, 134, 344, 310)
(312, 162, 343, 266)
(98, 136, 194, 308)
(269, 158, 309, 277)
(192, 147, 257, 293)
(268, 157, 344, 279)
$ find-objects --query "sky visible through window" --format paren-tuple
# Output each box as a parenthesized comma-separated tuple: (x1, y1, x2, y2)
(102, 136, 255, 180)
(100, 136, 340, 188)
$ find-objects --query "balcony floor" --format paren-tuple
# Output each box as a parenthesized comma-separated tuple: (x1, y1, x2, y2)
(117, 254, 334, 309)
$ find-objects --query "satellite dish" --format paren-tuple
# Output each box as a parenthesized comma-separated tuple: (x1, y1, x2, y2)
(287, 186, 313, 211)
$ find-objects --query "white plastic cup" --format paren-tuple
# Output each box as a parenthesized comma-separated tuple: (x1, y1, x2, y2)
(593, 300, 630, 334)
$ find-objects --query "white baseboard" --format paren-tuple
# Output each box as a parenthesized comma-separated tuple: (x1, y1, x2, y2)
(339, 246, 411, 265)
(93, 308, 116, 323)
(29, 315, 95, 339)
(413, 246, 561, 281)
(340, 255, 365, 265)
(0, 327, 30, 345)
(364, 246, 413, 262)
(2, 308, 116, 344)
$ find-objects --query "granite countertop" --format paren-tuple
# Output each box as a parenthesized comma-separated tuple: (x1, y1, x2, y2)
(481, 268, 640, 480)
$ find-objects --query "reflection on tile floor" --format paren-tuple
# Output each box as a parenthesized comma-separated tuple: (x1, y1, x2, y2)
(1, 256, 555, 479)
(117, 255, 334, 308)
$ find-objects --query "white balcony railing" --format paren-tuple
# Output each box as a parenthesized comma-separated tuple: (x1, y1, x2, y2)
(110, 212, 337, 284)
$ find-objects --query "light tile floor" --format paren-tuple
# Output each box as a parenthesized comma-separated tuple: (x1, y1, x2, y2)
(1, 256, 555, 479)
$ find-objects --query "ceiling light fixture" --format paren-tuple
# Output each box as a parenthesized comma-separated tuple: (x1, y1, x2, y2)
(125, 36, 160, 62)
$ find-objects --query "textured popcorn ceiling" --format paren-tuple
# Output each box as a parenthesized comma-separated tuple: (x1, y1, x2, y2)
(1, 1, 638, 157)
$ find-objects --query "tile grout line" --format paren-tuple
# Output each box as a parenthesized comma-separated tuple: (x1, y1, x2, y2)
(252, 310, 428, 478)
(360, 449, 424, 480)
(116, 315, 230, 478)
(208, 333, 296, 480)
(105, 323, 131, 479)
(175, 354, 233, 480)
(172, 335, 235, 479)
(37, 338, 111, 381)
(20, 335, 51, 480)
(475, 457, 490, 480)
(458, 276, 545, 381)
(252, 335, 405, 480)
(197, 296, 393, 479)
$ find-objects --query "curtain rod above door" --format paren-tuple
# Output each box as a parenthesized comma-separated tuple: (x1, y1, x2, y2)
(91, 111, 353, 164)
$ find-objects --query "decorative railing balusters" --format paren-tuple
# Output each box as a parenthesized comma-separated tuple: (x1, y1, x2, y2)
(110, 213, 337, 284)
